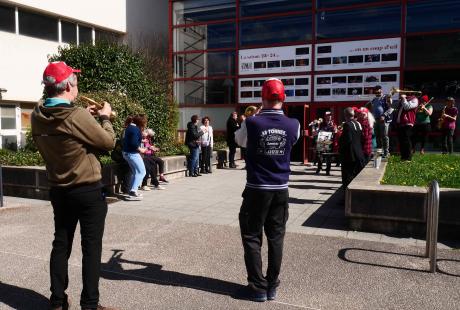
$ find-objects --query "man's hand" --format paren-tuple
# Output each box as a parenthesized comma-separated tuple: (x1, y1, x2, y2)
(86, 105, 98, 115)
(400, 94, 407, 100)
(97, 101, 112, 118)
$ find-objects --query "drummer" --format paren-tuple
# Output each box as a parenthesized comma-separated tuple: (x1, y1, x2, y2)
(315, 111, 337, 175)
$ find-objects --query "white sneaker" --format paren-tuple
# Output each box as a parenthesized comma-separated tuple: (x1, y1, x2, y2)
(154, 185, 166, 190)
(126, 191, 143, 201)
(140, 186, 151, 191)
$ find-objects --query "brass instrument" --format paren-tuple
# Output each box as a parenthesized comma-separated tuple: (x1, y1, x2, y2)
(437, 105, 446, 130)
(80, 95, 116, 119)
(390, 87, 422, 96)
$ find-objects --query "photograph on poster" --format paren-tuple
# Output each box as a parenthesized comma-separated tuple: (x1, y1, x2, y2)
(296, 78, 309, 85)
(317, 46, 332, 54)
(382, 53, 398, 61)
(348, 75, 363, 84)
(254, 91, 261, 97)
(365, 75, 379, 83)
(281, 60, 295, 67)
(364, 87, 376, 95)
(381, 74, 397, 82)
(254, 80, 265, 87)
(241, 80, 253, 88)
(254, 61, 267, 69)
(317, 77, 331, 84)
(295, 89, 309, 96)
(348, 55, 364, 63)
(332, 76, 347, 84)
(317, 89, 331, 96)
(296, 59, 309, 66)
(268, 61, 281, 68)
(281, 78, 295, 86)
(332, 88, 346, 95)
(241, 91, 253, 98)
(285, 89, 295, 97)
(333, 56, 348, 64)
(348, 88, 363, 95)
(241, 63, 252, 70)
(365, 54, 380, 62)
(296, 47, 310, 55)
(317, 57, 332, 65)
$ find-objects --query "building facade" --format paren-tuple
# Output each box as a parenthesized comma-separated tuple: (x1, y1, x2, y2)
(0, 0, 168, 150)
(170, 0, 460, 161)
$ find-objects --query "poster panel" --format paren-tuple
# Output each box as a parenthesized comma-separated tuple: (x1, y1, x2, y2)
(315, 38, 401, 71)
(239, 45, 312, 75)
(314, 71, 400, 102)
(239, 75, 311, 103)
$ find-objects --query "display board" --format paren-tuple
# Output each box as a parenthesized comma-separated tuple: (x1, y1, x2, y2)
(239, 75, 311, 103)
(315, 38, 401, 71)
(314, 71, 400, 102)
(239, 44, 312, 75)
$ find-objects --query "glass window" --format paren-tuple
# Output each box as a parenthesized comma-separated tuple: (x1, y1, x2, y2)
(61, 20, 76, 44)
(175, 52, 235, 78)
(1, 135, 18, 151)
(317, 5, 401, 39)
(19, 10, 58, 41)
(240, 15, 312, 47)
(0, 4, 15, 33)
(407, 0, 460, 33)
(1, 105, 16, 130)
(95, 29, 120, 43)
(317, 0, 384, 9)
(79, 25, 92, 44)
(173, 0, 236, 25)
(240, 0, 311, 17)
(175, 79, 235, 104)
(406, 33, 460, 67)
(174, 23, 236, 51)
(404, 69, 460, 100)
(21, 108, 33, 130)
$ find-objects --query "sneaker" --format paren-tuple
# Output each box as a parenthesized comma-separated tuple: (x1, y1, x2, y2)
(267, 287, 277, 301)
(50, 297, 71, 310)
(154, 185, 166, 190)
(126, 191, 142, 201)
(140, 186, 151, 191)
(234, 286, 267, 302)
(159, 176, 169, 183)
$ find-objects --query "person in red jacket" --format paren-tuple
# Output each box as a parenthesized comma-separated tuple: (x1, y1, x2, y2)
(355, 107, 374, 163)
(396, 93, 419, 161)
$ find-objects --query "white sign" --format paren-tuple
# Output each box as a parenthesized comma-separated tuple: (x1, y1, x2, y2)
(239, 75, 311, 103)
(315, 38, 401, 71)
(239, 45, 312, 75)
(314, 71, 400, 102)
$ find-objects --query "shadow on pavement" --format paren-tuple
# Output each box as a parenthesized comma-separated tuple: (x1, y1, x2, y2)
(289, 184, 338, 191)
(101, 250, 244, 297)
(302, 188, 347, 230)
(0, 281, 49, 309)
(338, 248, 460, 276)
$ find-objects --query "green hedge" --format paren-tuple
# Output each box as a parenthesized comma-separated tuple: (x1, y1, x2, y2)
(0, 149, 45, 166)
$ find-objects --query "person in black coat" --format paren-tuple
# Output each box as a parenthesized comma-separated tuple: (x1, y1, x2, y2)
(226, 111, 240, 168)
(185, 115, 206, 176)
(339, 107, 365, 187)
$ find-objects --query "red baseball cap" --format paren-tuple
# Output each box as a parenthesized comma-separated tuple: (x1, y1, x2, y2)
(421, 95, 429, 103)
(43, 61, 81, 85)
(262, 78, 286, 102)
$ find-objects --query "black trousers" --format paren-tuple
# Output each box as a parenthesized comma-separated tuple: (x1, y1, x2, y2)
(397, 125, 413, 161)
(411, 123, 431, 150)
(341, 160, 363, 187)
(442, 128, 455, 154)
(200, 145, 212, 172)
(49, 187, 107, 309)
(228, 144, 237, 166)
(316, 152, 332, 174)
(142, 156, 159, 187)
(239, 188, 289, 293)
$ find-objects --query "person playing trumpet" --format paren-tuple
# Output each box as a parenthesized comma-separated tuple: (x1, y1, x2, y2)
(440, 97, 458, 154)
(31, 62, 118, 310)
(395, 89, 419, 162)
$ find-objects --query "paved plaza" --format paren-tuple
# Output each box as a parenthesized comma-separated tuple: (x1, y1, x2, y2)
(0, 164, 459, 309)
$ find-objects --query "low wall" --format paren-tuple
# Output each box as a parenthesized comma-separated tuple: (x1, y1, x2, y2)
(1, 148, 240, 201)
(346, 160, 460, 236)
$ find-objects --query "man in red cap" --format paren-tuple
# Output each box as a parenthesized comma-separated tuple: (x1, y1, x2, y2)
(234, 78, 300, 302)
(31, 62, 117, 310)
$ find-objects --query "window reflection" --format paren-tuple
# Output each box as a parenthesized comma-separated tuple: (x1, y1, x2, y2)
(240, 0, 311, 17)
(79, 25, 92, 44)
(175, 79, 235, 105)
(61, 21, 76, 44)
(407, 0, 460, 33)
(240, 15, 312, 47)
(175, 52, 235, 78)
(0, 4, 15, 33)
(406, 33, 460, 67)
(19, 10, 58, 41)
(174, 23, 235, 51)
(173, 0, 236, 25)
(317, 0, 383, 9)
(317, 5, 401, 39)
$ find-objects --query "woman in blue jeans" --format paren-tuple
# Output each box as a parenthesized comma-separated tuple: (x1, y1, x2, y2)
(185, 115, 206, 177)
(122, 115, 147, 200)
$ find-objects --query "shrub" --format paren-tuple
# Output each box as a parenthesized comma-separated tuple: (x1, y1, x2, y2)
(0, 149, 45, 166)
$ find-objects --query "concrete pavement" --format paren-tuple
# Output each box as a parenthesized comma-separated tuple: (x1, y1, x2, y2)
(0, 163, 459, 309)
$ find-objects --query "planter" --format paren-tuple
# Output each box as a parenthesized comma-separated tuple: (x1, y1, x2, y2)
(345, 160, 460, 236)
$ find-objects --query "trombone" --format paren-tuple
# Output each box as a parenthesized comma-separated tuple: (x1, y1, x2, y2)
(390, 87, 422, 96)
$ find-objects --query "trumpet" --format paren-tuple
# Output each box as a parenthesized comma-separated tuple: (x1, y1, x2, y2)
(79, 95, 117, 119)
(390, 87, 422, 96)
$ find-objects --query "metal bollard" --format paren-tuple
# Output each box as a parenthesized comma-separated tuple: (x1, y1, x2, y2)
(425, 180, 440, 273)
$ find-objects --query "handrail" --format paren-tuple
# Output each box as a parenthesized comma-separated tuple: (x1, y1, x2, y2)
(425, 180, 440, 273)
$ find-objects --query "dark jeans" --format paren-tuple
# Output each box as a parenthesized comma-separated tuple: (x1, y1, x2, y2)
(228, 144, 237, 166)
(188, 146, 200, 175)
(411, 123, 431, 151)
(239, 188, 289, 293)
(142, 156, 159, 187)
(49, 186, 107, 309)
(200, 145, 212, 172)
(316, 152, 332, 174)
(442, 128, 455, 154)
(397, 125, 413, 161)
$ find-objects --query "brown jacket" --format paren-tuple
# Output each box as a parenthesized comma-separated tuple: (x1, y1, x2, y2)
(31, 102, 115, 187)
